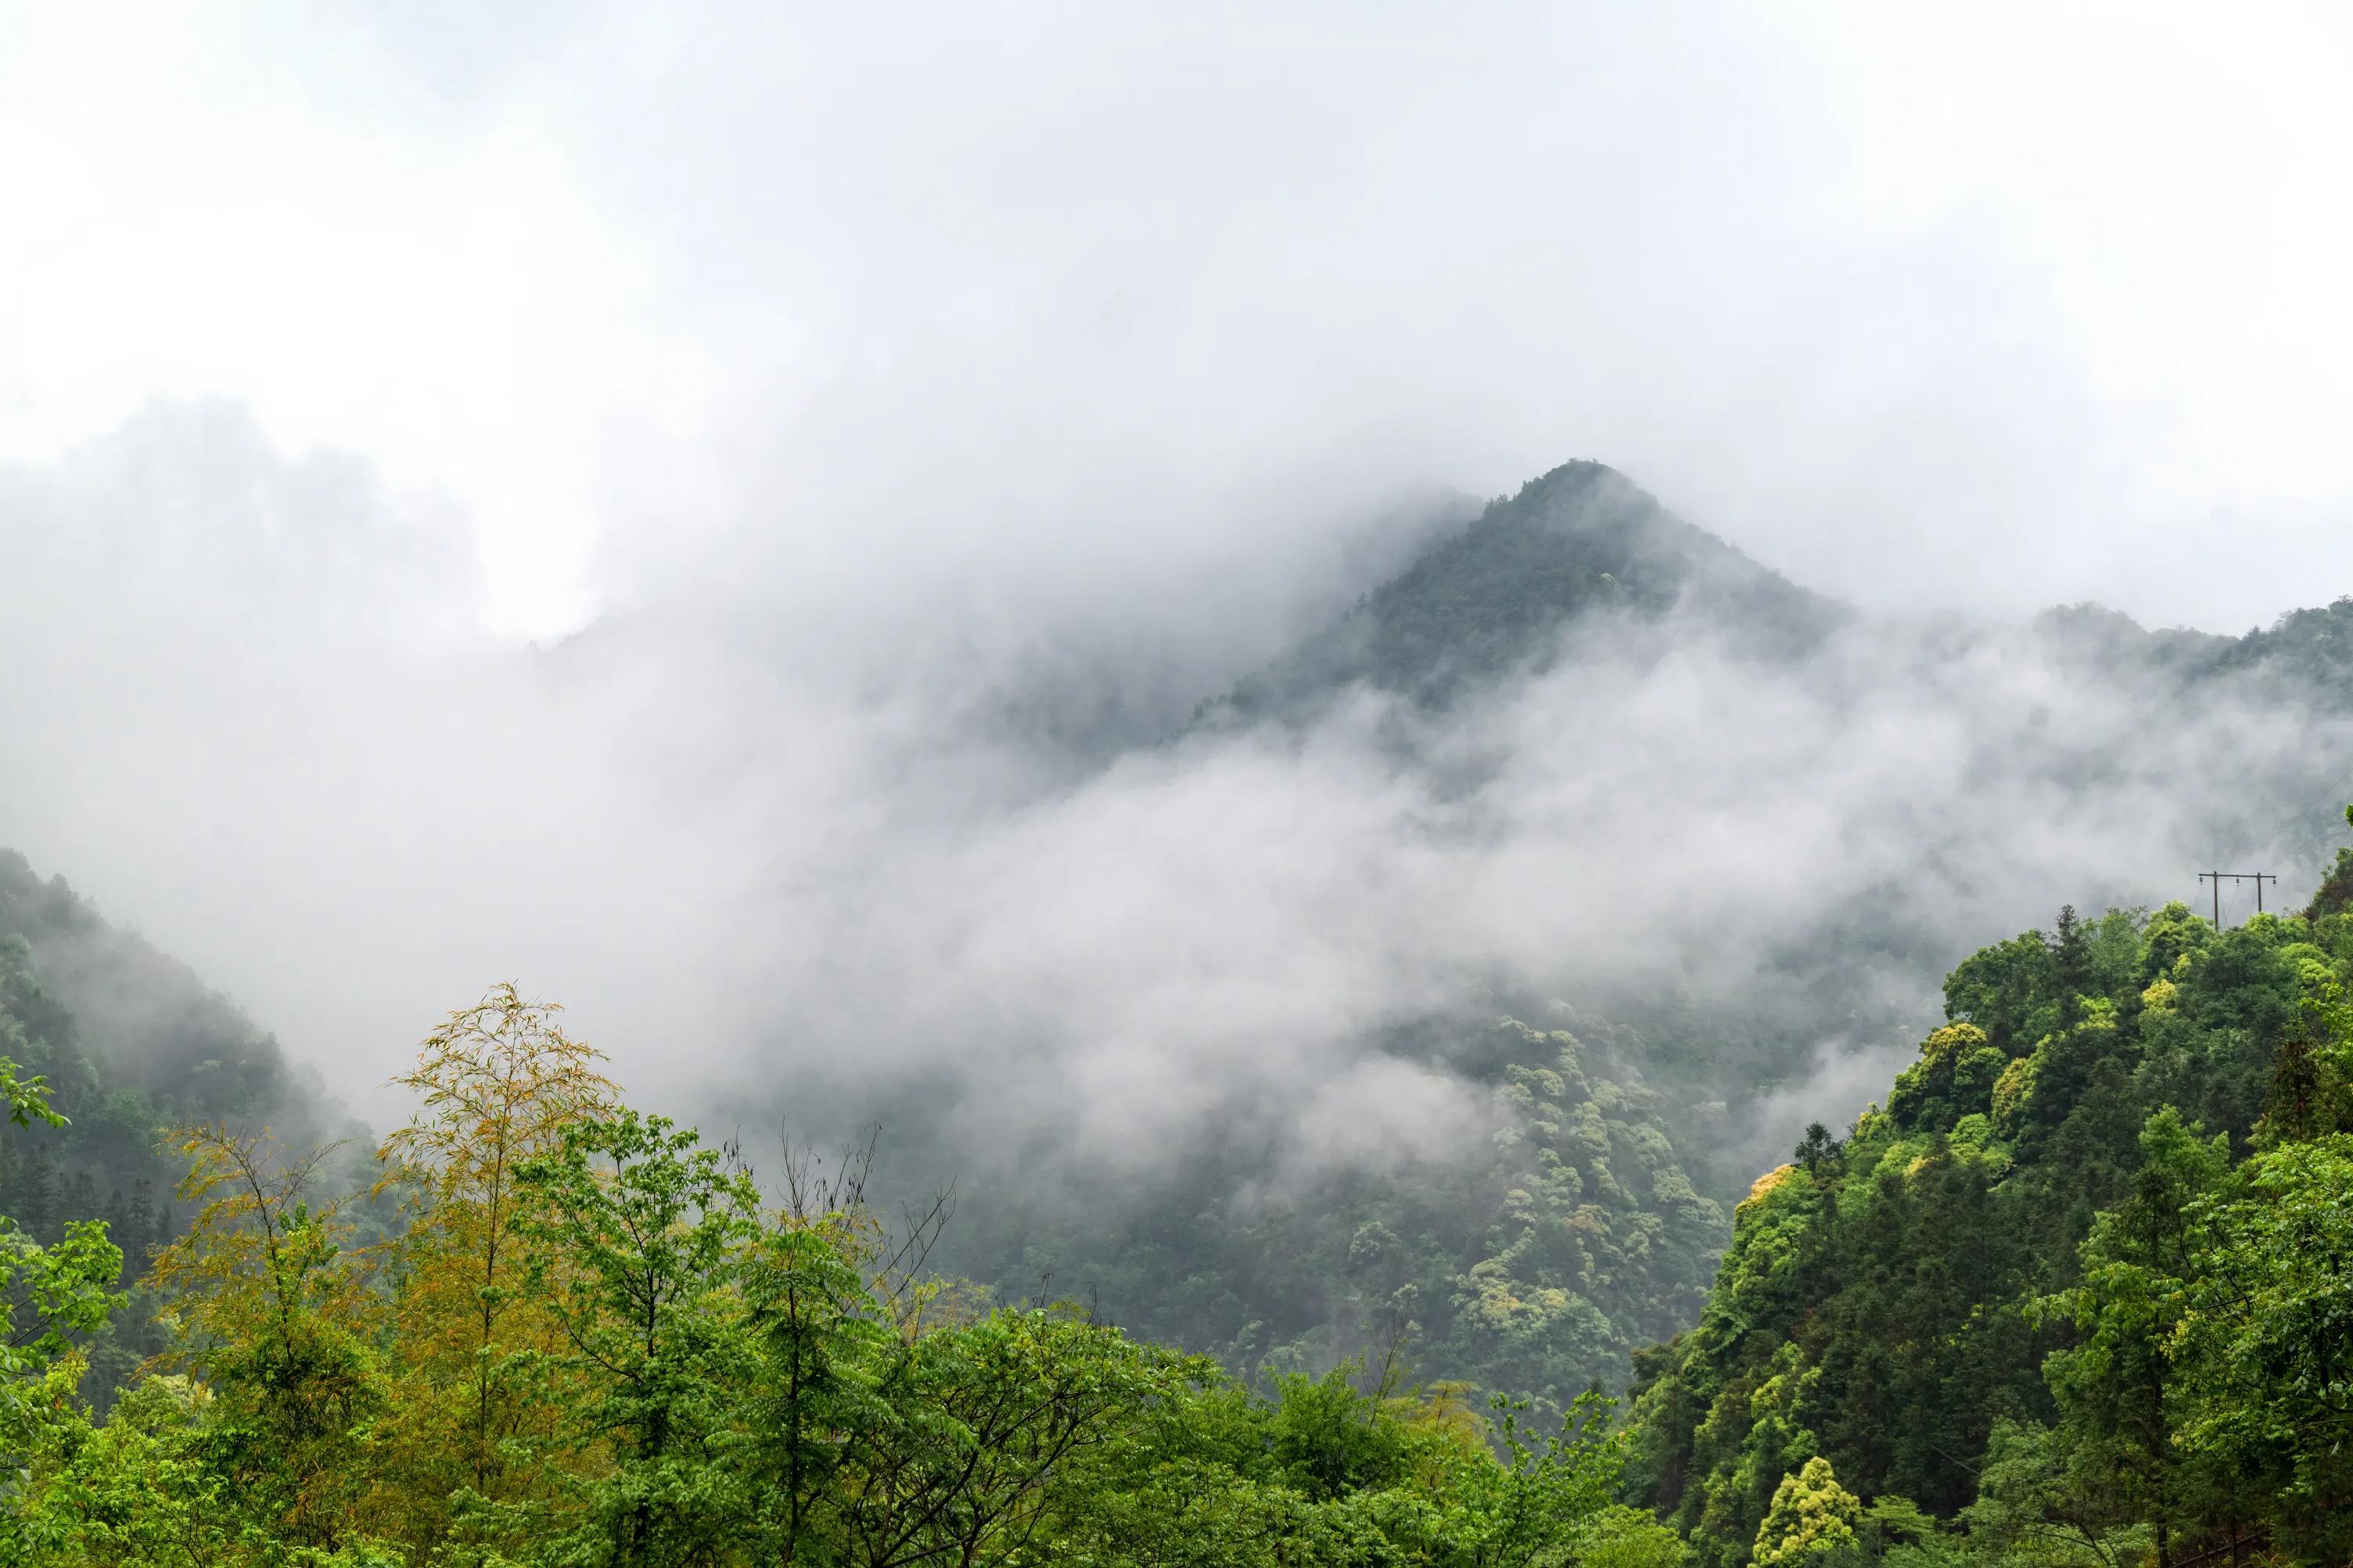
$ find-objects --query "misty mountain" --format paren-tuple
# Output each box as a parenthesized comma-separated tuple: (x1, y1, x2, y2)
(853, 456, 2353, 1408)
(2035, 592, 2353, 709)
(1629, 880, 2353, 1565)
(1197, 461, 1846, 728)
(1148, 458, 2353, 1132)
(1203, 458, 2353, 745)
(0, 849, 366, 1400)
(15, 433, 2353, 1428)
(0, 849, 329, 1126)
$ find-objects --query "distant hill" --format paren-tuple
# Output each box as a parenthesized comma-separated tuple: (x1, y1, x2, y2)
(0, 849, 362, 1401)
(2215, 593, 2353, 695)
(0, 849, 329, 1125)
(904, 457, 2353, 1409)
(2033, 594, 2353, 702)
(1196, 461, 1847, 727)
(1199, 460, 2353, 737)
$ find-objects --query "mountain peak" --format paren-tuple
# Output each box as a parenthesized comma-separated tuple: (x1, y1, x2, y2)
(1200, 460, 1842, 726)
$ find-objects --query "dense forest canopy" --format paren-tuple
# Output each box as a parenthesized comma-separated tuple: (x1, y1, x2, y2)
(1629, 840, 2353, 1567)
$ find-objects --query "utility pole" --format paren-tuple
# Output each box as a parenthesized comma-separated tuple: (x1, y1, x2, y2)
(2197, 871, 2277, 928)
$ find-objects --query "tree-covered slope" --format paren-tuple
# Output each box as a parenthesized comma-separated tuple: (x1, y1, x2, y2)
(1628, 870, 2353, 1566)
(943, 1014, 1727, 1411)
(0, 849, 335, 1132)
(0, 849, 358, 1395)
(2035, 592, 2353, 717)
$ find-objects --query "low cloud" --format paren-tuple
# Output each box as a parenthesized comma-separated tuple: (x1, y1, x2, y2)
(3, 405, 2348, 1200)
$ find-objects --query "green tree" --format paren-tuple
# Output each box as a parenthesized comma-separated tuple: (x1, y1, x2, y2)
(1751, 1456, 1859, 1568)
(147, 1124, 380, 1555)
(18, 1375, 239, 1567)
(738, 1208, 903, 1563)
(2036, 1109, 2229, 1566)
(1958, 1421, 2147, 1568)
(2172, 1134, 2353, 1563)
(839, 1307, 1197, 1567)
(512, 1106, 764, 1567)
(0, 1218, 124, 1561)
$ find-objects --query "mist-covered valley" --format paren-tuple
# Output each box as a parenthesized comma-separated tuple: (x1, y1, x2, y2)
(9, 405, 2353, 1416)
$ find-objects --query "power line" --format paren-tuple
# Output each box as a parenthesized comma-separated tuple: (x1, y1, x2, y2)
(2198, 870, 2277, 928)
(2192, 758, 2353, 926)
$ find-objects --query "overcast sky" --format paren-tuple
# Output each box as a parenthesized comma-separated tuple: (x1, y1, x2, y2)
(7, 2, 2353, 1146)
(5, 1, 2351, 639)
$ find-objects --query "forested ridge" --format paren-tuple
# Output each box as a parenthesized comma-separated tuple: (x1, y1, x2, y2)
(934, 1014, 1726, 1413)
(1194, 462, 1842, 728)
(0, 849, 365, 1403)
(1628, 836, 2353, 1567)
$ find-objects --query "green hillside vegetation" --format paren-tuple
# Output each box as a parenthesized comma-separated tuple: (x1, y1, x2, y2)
(0, 851, 363, 1401)
(0, 841, 1728, 1442)
(0, 992, 1682, 1568)
(0, 851, 337, 1129)
(16, 863, 2353, 1566)
(1628, 820, 2353, 1567)
(2186, 592, 2353, 697)
(2036, 594, 2353, 719)
(944, 1014, 1727, 1413)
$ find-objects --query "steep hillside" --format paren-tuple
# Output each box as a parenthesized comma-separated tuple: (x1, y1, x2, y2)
(936, 1013, 1728, 1410)
(0, 850, 333, 1126)
(0, 849, 360, 1396)
(1628, 884, 2353, 1566)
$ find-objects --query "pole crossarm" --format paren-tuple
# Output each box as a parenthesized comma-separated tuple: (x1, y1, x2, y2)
(2198, 871, 2278, 927)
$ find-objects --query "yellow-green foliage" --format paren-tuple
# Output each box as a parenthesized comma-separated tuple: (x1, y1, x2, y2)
(1633, 891, 2353, 1568)
(1886, 1022, 2011, 1132)
(1578, 1504, 1693, 1568)
(1751, 1456, 1861, 1568)
(1991, 1054, 2036, 1131)
(1430, 1022, 1725, 1402)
